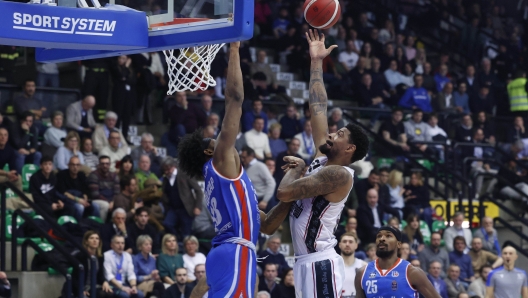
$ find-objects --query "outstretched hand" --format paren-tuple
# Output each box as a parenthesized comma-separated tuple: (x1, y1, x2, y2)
(305, 29, 338, 60)
(281, 156, 306, 173)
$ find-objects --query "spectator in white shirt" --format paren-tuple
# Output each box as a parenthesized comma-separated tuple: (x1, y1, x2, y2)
(339, 40, 360, 72)
(182, 236, 207, 282)
(426, 113, 448, 160)
(384, 59, 406, 90)
(294, 120, 315, 163)
(244, 117, 272, 160)
(43, 111, 67, 150)
(443, 212, 472, 253)
(104, 235, 144, 298)
(99, 131, 128, 172)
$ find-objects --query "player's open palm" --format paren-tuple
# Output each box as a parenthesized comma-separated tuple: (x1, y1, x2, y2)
(306, 29, 337, 60)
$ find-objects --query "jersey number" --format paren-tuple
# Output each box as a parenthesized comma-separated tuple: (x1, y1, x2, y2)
(365, 280, 377, 294)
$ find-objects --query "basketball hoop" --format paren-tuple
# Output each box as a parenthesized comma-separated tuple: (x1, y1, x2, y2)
(163, 43, 224, 94)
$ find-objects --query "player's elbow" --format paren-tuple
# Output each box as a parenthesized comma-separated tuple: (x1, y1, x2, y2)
(276, 188, 291, 202)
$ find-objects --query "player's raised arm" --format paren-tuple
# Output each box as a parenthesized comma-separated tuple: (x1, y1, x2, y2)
(306, 29, 337, 157)
(408, 266, 442, 298)
(213, 42, 244, 178)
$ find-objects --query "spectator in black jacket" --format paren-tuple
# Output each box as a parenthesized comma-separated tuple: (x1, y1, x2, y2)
(110, 55, 136, 140)
(455, 114, 473, 143)
(474, 111, 495, 144)
(30, 156, 76, 219)
(505, 116, 528, 143)
(257, 236, 290, 275)
(279, 103, 302, 139)
(357, 188, 400, 245)
(55, 156, 92, 221)
(469, 86, 495, 115)
(258, 263, 282, 298)
(163, 268, 193, 298)
(404, 172, 433, 228)
(101, 208, 134, 253)
(354, 168, 391, 207)
(10, 111, 41, 174)
(127, 207, 160, 255)
(0, 127, 22, 191)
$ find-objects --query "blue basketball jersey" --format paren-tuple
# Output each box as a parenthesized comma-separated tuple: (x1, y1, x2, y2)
(361, 258, 419, 298)
(203, 159, 261, 246)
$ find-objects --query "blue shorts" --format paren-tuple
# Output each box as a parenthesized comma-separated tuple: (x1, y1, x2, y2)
(206, 243, 256, 298)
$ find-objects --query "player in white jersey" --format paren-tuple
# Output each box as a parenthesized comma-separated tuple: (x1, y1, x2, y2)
(276, 29, 370, 298)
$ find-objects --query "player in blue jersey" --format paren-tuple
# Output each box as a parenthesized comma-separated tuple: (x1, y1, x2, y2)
(355, 226, 441, 298)
(177, 42, 294, 298)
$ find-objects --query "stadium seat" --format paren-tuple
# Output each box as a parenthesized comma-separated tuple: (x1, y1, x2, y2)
(377, 158, 395, 169)
(5, 214, 24, 240)
(57, 216, 78, 225)
(432, 220, 446, 232)
(417, 159, 434, 171)
(21, 164, 39, 191)
(401, 220, 407, 229)
(2, 164, 8, 171)
(420, 220, 431, 245)
(87, 216, 103, 224)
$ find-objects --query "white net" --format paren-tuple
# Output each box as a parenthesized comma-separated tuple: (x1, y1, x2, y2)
(163, 43, 225, 94)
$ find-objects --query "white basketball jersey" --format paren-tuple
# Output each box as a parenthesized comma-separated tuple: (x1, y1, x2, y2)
(289, 156, 355, 256)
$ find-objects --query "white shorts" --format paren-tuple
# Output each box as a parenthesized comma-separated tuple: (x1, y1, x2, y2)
(293, 249, 345, 298)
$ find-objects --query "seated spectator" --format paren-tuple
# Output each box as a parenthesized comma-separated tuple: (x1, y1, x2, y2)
(99, 130, 128, 172)
(402, 214, 425, 255)
(433, 82, 457, 113)
(245, 117, 272, 160)
(43, 111, 67, 154)
(497, 155, 528, 204)
(101, 208, 133, 252)
(434, 64, 451, 92)
(387, 169, 405, 217)
(294, 121, 315, 164)
(182, 236, 206, 282)
(449, 236, 475, 287)
(378, 108, 410, 154)
(92, 111, 128, 153)
(338, 40, 359, 72)
(9, 111, 41, 174)
(30, 156, 75, 219)
(192, 264, 206, 288)
(335, 217, 360, 254)
(419, 232, 450, 278)
(443, 212, 472, 253)
(426, 113, 448, 159)
(384, 59, 405, 90)
(65, 95, 96, 140)
(251, 50, 278, 88)
(268, 123, 287, 159)
(133, 235, 165, 298)
(0, 128, 22, 192)
(13, 79, 47, 135)
(198, 94, 215, 118)
(354, 168, 391, 207)
(162, 268, 193, 298)
(455, 114, 473, 142)
(278, 268, 295, 298)
(349, 57, 370, 91)
(404, 108, 437, 156)
(258, 236, 290, 274)
(473, 216, 501, 255)
(444, 264, 465, 298)
(403, 172, 432, 227)
(81, 138, 99, 171)
(364, 243, 377, 262)
(118, 155, 135, 180)
(206, 113, 220, 138)
(453, 82, 471, 114)
(467, 266, 492, 298)
(56, 156, 92, 221)
(356, 189, 400, 244)
(130, 133, 162, 176)
(476, 58, 498, 90)
(468, 237, 502, 276)
(279, 104, 302, 139)
(258, 263, 281, 298)
(422, 62, 437, 92)
(103, 235, 144, 298)
(474, 111, 495, 144)
(328, 108, 347, 129)
(400, 242, 411, 261)
(506, 116, 528, 143)
(241, 146, 276, 210)
(466, 129, 496, 196)
(136, 178, 164, 231)
(399, 74, 433, 112)
(357, 73, 389, 126)
(401, 63, 415, 87)
(135, 155, 159, 191)
(54, 131, 85, 170)
(469, 86, 495, 115)
(168, 92, 207, 144)
(273, 139, 302, 185)
(156, 234, 184, 285)
(114, 175, 141, 222)
(128, 207, 160, 255)
(88, 155, 120, 222)
(427, 261, 449, 298)
(242, 99, 268, 133)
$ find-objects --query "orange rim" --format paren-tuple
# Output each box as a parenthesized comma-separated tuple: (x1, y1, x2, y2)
(150, 17, 210, 28)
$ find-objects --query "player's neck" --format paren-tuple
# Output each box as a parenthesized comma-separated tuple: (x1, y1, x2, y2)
(377, 255, 400, 270)
(325, 156, 348, 167)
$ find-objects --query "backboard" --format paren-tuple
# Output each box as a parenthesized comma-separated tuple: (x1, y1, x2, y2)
(35, 0, 253, 62)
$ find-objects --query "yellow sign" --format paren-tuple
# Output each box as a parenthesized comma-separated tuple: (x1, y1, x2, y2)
(430, 200, 500, 223)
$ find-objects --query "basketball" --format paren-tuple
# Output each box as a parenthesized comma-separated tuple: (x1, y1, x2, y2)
(303, 0, 341, 29)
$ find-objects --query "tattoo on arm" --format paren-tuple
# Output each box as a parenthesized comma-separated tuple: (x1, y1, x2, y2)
(309, 64, 327, 116)
(260, 201, 293, 235)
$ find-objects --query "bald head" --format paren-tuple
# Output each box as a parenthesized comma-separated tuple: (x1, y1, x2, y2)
(366, 188, 378, 207)
(82, 95, 96, 110)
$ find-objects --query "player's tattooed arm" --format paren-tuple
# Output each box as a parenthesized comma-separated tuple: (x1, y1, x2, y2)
(354, 266, 366, 298)
(190, 276, 209, 298)
(260, 201, 293, 235)
(277, 165, 352, 203)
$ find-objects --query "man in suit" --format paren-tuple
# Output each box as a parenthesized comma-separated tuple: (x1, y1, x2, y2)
(163, 268, 193, 298)
(92, 111, 128, 153)
(433, 82, 456, 113)
(65, 95, 97, 140)
(444, 264, 466, 298)
(356, 188, 400, 245)
(161, 157, 203, 240)
(354, 168, 391, 207)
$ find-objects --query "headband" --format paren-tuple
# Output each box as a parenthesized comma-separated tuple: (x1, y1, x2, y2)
(377, 225, 402, 242)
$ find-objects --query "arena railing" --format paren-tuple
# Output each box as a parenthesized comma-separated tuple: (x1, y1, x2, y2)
(0, 181, 97, 298)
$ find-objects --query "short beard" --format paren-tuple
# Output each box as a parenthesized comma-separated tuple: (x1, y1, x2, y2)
(319, 143, 334, 157)
(341, 250, 353, 257)
(376, 249, 396, 259)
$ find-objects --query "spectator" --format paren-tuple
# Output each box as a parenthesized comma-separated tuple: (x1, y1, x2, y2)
(355, 168, 391, 207)
(128, 207, 160, 255)
(455, 114, 473, 143)
(137, 178, 164, 231)
(131, 133, 162, 176)
(43, 111, 67, 153)
(497, 156, 528, 203)
(349, 57, 370, 91)
(426, 112, 448, 149)
(163, 268, 193, 298)
(506, 116, 528, 143)
(54, 131, 85, 171)
(360, 42, 374, 69)
(461, 65, 478, 98)
(403, 172, 432, 224)
(133, 235, 165, 298)
(340, 232, 367, 298)
(206, 113, 220, 138)
(467, 265, 492, 298)
(443, 212, 472, 253)
(419, 232, 450, 279)
(384, 59, 405, 90)
(328, 107, 347, 129)
(113, 175, 141, 221)
(9, 111, 41, 174)
(118, 155, 135, 180)
(251, 50, 277, 88)
(92, 111, 128, 153)
(0, 128, 22, 192)
(198, 94, 214, 118)
(0, 271, 10, 298)
(135, 155, 159, 191)
(401, 63, 415, 87)
(268, 123, 287, 159)
(469, 86, 495, 115)
(13, 79, 47, 133)
(467, 237, 502, 276)
(81, 138, 98, 171)
(182, 236, 206, 282)
(453, 82, 471, 114)
(156, 234, 184, 285)
(474, 112, 495, 144)
(242, 99, 268, 133)
(466, 129, 496, 196)
(404, 108, 436, 156)
(55, 156, 92, 221)
(444, 264, 465, 298)
(103, 235, 144, 298)
(411, 48, 427, 74)
(293, 120, 315, 163)
(434, 64, 451, 92)
(422, 62, 437, 92)
(449, 236, 475, 287)
(378, 108, 410, 154)
(473, 216, 501, 255)
(273, 139, 302, 185)
(258, 263, 281, 298)
(258, 236, 290, 274)
(433, 82, 457, 113)
(244, 117, 272, 160)
(101, 208, 133, 252)
(278, 268, 295, 298)
(427, 261, 449, 298)
(161, 157, 203, 240)
(378, 19, 395, 45)
(506, 70, 528, 116)
(111, 55, 136, 140)
(402, 214, 425, 255)
(193, 264, 206, 287)
(99, 131, 128, 172)
(476, 58, 498, 90)
(339, 40, 359, 72)
(399, 74, 433, 112)
(387, 169, 405, 217)
(65, 95, 96, 140)
(241, 146, 276, 210)
(364, 243, 377, 262)
(87, 155, 120, 222)
(279, 104, 302, 139)
(168, 92, 207, 143)
(356, 189, 400, 244)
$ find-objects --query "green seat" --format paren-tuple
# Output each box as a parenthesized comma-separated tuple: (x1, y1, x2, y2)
(57, 216, 78, 225)
(401, 220, 407, 229)
(417, 159, 434, 171)
(48, 267, 73, 275)
(87, 216, 103, 224)
(2, 164, 8, 171)
(38, 242, 54, 252)
(5, 214, 25, 240)
(17, 237, 43, 245)
(22, 164, 39, 191)
(5, 188, 17, 199)
(432, 220, 446, 233)
(377, 158, 395, 169)
(420, 220, 431, 239)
